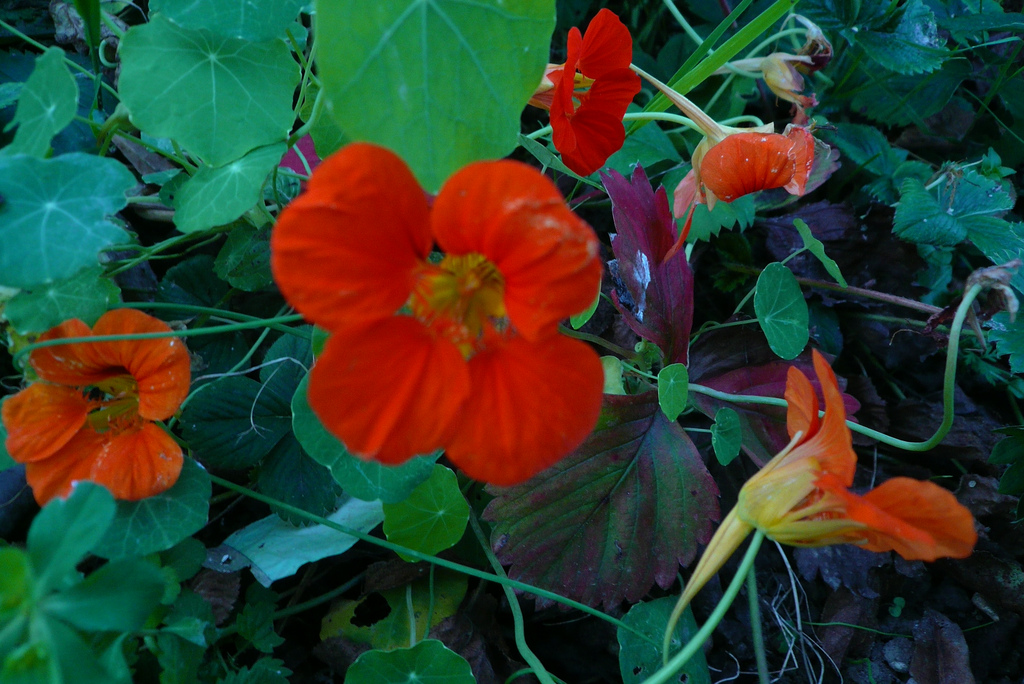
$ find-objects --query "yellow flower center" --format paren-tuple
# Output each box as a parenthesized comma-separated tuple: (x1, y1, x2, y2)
(85, 374, 142, 433)
(409, 253, 507, 358)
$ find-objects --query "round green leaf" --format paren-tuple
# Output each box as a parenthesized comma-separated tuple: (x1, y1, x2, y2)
(316, 0, 555, 191)
(4, 267, 120, 334)
(0, 153, 133, 289)
(150, 0, 307, 42)
(174, 143, 286, 233)
(382, 465, 469, 562)
(92, 459, 211, 559)
(710, 407, 742, 466)
(291, 375, 437, 502)
(3, 47, 77, 157)
(118, 15, 299, 166)
(657, 363, 689, 421)
(754, 262, 809, 360)
(346, 640, 474, 684)
(617, 597, 710, 684)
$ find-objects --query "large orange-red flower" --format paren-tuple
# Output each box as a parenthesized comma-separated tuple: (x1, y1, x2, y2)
(669, 350, 976, 628)
(270, 143, 604, 486)
(2, 310, 191, 505)
(530, 9, 641, 176)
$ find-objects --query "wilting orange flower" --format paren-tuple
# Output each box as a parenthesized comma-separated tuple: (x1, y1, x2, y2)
(2, 310, 191, 505)
(670, 350, 976, 623)
(271, 143, 604, 486)
(529, 9, 641, 176)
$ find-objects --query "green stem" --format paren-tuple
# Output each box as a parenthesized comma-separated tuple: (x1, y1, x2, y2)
(116, 302, 310, 339)
(205, 474, 657, 646)
(643, 532, 765, 683)
(470, 513, 556, 684)
(747, 569, 770, 684)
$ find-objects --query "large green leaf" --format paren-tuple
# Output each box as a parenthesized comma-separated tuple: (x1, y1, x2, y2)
(316, 0, 555, 191)
(92, 459, 211, 559)
(174, 143, 286, 233)
(4, 267, 120, 334)
(291, 375, 437, 502)
(118, 15, 299, 166)
(42, 558, 165, 632)
(382, 465, 469, 561)
(27, 483, 115, 592)
(618, 598, 710, 684)
(2, 47, 77, 157)
(754, 262, 808, 360)
(894, 170, 1016, 247)
(346, 641, 474, 684)
(484, 391, 719, 609)
(150, 0, 307, 42)
(0, 154, 134, 289)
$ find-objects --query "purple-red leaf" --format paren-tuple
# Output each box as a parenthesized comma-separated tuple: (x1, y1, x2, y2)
(689, 325, 859, 465)
(604, 165, 694, 365)
(483, 391, 718, 610)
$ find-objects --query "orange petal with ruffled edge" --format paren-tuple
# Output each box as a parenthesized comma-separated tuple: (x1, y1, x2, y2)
(783, 350, 856, 485)
(578, 9, 634, 79)
(24, 422, 183, 504)
(431, 160, 601, 341)
(700, 130, 812, 202)
(307, 317, 471, 465)
(88, 310, 191, 420)
(784, 364, 819, 441)
(271, 143, 432, 330)
(2, 384, 89, 463)
(29, 318, 113, 387)
(826, 476, 976, 561)
(445, 333, 603, 485)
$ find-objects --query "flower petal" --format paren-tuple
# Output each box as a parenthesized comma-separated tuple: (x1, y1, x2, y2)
(837, 477, 977, 561)
(558, 69, 639, 176)
(307, 318, 470, 465)
(782, 125, 815, 196)
(577, 9, 635, 79)
(784, 364, 819, 442)
(445, 333, 603, 485)
(29, 318, 112, 386)
(2, 384, 89, 463)
(89, 310, 191, 420)
(700, 132, 801, 202)
(24, 422, 183, 504)
(431, 161, 601, 341)
(270, 143, 432, 329)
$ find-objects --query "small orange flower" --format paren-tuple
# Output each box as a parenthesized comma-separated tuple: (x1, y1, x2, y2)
(2, 310, 191, 505)
(530, 9, 641, 176)
(271, 143, 605, 486)
(671, 350, 976, 619)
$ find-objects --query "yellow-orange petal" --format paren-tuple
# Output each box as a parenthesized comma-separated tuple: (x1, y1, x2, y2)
(783, 350, 856, 485)
(445, 333, 603, 485)
(431, 160, 601, 341)
(23, 422, 183, 504)
(2, 384, 89, 463)
(307, 317, 471, 465)
(784, 364, 819, 442)
(270, 143, 432, 330)
(834, 477, 977, 561)
(89, 310, 191, 421)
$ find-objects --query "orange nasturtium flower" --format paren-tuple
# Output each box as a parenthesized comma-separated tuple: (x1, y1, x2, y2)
(529, 9, 641, 176)
(668, 350, 976, 633)
(270, 143, 605, 486)
(2, 310, 191, 505)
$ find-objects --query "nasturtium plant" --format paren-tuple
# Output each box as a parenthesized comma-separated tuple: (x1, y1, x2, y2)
(382, 464, 470, 562)
(754, 262, 809, 360)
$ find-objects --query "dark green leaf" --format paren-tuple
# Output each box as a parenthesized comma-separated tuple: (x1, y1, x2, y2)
(217, 658, 292, 684)
(43, 558, 165, 632)
(346, 640, 474, 684)
(4, 267, 120, 334)
(155, 632, 205, 684)
(28, 483, 115, 592)
(235, 601, 284, 653)
(484, 392, 719, 609)
(316, 0, 554, 191)
(382, 465, 469, 561)
(292, 375, 437, 502)
(92, 459, 211, 559)
(214, 224, 273, 291)
(967, 221, 1024, 295)
(711, 407, 742, 466)
(990, 313, 1024, 375)
(851, 60, 970, 127)
(895, 171, 1015, 247)
(618, 597, 710, 684)
(0, 153, 133, 289)
(794, 219, 847, 287)
(2, 48, 77, 156)
(256, 436, 342, 524)
(754, 263, 808, 360)
(605, 116, 681, 176)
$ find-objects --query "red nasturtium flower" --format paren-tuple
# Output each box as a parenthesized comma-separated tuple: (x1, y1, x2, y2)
(270, 143, 604, 486)
(528, 9, 641, 176)
(667, 350, 976, 633)
(2, 310, 191, 505)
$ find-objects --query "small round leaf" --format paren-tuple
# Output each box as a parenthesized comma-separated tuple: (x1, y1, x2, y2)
(754, 262, 809, 360)
(382, 465, 469, 562)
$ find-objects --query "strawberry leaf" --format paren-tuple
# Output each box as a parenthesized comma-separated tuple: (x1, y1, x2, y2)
(484, 391, 718, 609)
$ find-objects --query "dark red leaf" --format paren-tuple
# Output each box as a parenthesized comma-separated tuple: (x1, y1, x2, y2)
(603, 165, 694, 365)
(483, 391, 718, 609)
